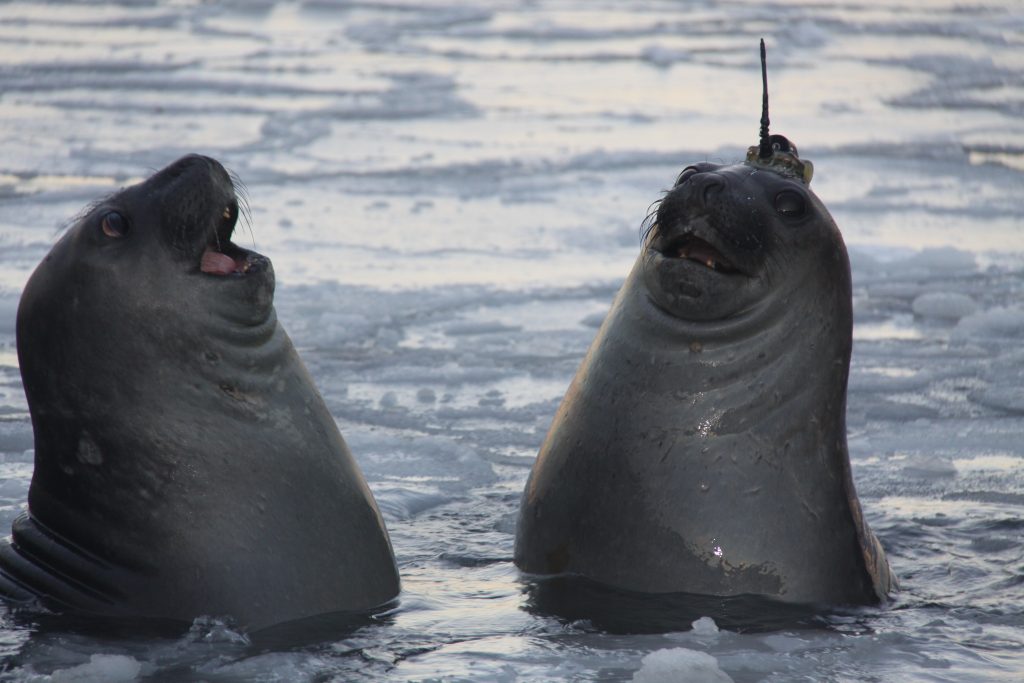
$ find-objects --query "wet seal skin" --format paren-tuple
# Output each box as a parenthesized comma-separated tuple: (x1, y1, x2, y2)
(514, 42, 896, 607)
(0, 155, 400, 631)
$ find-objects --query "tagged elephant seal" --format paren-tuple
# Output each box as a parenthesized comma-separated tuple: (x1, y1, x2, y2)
(515, 43, 894, 606)
(0, 155, 400, 630)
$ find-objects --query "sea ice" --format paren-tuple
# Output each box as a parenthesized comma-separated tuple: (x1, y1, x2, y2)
(911, 292, 977, 320)
(42, 655, 143, 683)
(631, 648, 734, 683)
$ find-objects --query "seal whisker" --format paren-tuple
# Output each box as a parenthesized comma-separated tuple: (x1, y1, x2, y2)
(640, 197, 665, 242)
(228, 170, 257, 249)
(239, 200, 255, 248)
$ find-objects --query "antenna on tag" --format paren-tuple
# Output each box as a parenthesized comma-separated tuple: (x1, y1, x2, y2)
(745, 40, 814, 185)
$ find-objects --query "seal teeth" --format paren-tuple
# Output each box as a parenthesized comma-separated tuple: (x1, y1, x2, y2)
(668, 236, 737, 274)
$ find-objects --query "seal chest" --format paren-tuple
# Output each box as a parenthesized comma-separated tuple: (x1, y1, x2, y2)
(0, 155, 400, 630)
(514, 42, 894, 607)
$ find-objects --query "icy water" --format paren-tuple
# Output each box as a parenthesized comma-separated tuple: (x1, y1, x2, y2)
(0, 0, 1022, 680)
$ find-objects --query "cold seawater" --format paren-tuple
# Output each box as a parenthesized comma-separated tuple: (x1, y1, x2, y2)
(0, 0, 1022, 680)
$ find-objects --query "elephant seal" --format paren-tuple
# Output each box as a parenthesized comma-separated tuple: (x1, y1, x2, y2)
(0, 155, 400, 630)
(515, 43, 894, 606)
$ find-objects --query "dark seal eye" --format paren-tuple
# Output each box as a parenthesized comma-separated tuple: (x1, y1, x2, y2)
(100, 211, 128, 238)
(774, 190, 806, 218)
(675, 166, 699, 186)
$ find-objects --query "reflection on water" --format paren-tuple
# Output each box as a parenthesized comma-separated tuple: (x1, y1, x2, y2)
(853, 320, 923, 341)
(523, 575, 841, 635)
(0, 174, 123, 196)
(952, 454, 1022, 473)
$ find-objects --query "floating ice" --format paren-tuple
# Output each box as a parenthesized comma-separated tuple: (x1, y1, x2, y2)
(631, 648, 733, 683)
(952, 307, 1024, 344)
(973, 349, 1024, 413)
(690, 616, 720, 636)
(0, 294, 16, 336)
(640, 45, 689, 68)
(346, 430, 497, 493)
(903, 247, 977, 274)
(899, 454, 958, 479)
(186, 616, 251, 646)
(44, 655, 143, 683)
(911, 292, 977, 320)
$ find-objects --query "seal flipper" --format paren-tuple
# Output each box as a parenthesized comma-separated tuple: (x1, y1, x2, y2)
(849, 499, 900, 600)
(0, 513, 122, 612)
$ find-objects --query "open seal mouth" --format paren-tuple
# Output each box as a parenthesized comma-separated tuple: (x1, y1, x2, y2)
(199, 200, 267, 276)
(661, 234, 739, 274)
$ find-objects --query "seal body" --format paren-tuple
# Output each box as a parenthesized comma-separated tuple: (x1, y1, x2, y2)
(0, 155, 400, 630)
(515, 161, 894, 605)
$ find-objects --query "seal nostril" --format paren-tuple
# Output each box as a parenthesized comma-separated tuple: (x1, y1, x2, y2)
(675, 166, 699, 186)
(700, 177, 723, 205)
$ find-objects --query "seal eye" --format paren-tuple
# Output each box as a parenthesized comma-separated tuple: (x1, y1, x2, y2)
(101, 212, 128, 238)
(774, 190, 806, 218)
(675, 166, 699, 186)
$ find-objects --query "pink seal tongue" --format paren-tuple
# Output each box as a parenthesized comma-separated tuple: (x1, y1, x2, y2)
(201, 248, 236, 275)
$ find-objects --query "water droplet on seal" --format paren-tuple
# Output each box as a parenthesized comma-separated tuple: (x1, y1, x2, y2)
(76, 431, 103, 466)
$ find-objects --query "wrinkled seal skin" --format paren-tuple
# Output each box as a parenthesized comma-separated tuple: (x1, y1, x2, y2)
(0, 155, 400, 630)
(515, 160, 895, 606)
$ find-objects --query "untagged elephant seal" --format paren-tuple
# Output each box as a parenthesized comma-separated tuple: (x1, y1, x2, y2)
(0, 155, 400, 630)
(515, 43, 894, 606)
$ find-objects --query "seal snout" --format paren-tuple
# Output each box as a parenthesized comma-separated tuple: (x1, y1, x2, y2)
(182, 167, 267, 279)
(199, 197, 251, 276)
(672, 166, 725, 207)
(652, 172, 743, 276)
(689, 172, 725, 207)
(662, 234, 738, 274)
(199, 225, 267, 279)
(143, 154, 267, 279)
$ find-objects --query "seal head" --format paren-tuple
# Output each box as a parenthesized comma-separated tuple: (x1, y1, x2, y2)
(1, 155, 400, 630)
(643, 151, 831, 327)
